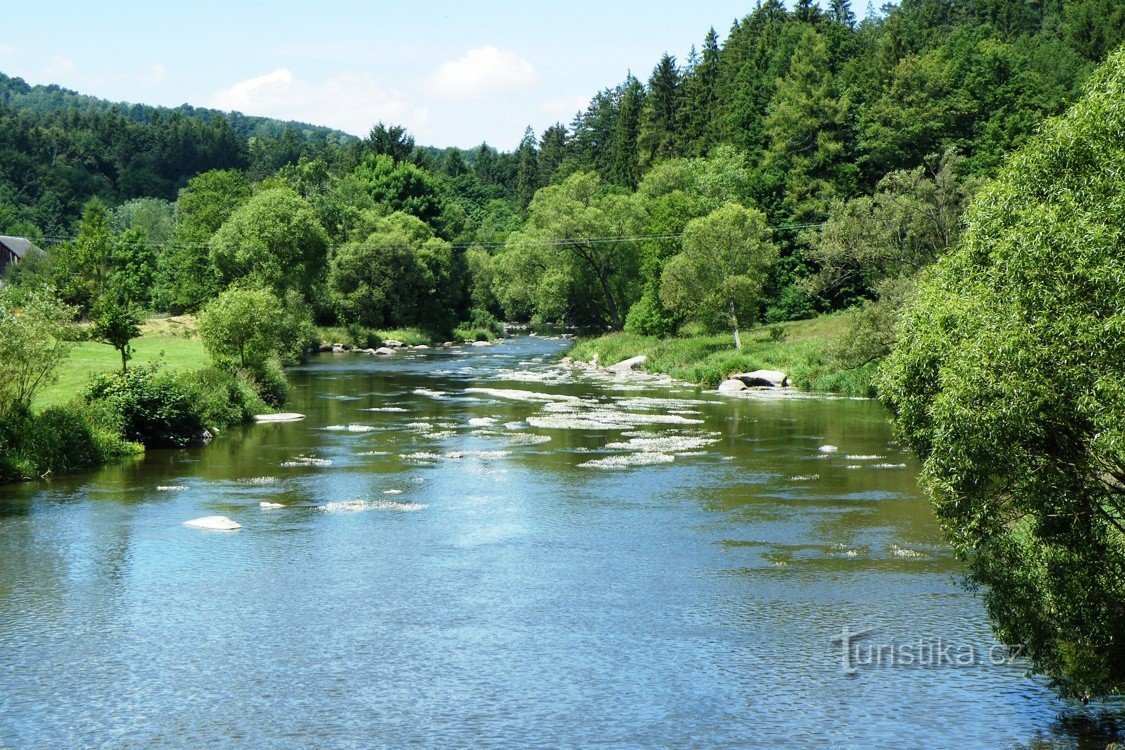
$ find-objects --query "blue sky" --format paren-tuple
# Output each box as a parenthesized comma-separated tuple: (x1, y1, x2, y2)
(0, 0, 779, 150)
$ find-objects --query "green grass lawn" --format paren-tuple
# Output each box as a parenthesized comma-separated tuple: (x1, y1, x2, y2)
(570, 314, 879, 397)
(34, 335, 211, 409)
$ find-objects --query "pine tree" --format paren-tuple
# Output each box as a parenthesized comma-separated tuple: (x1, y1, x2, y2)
(828, 0, 856, 27)
(537, 124, 568, 187)
(680, 28, 721, 155)
(795, 0, 821, 23)
(515, 127, 540, 209)
(763, 27, 850, 221)
(638, 54, 682, 168)
(612, 75, 645, 188)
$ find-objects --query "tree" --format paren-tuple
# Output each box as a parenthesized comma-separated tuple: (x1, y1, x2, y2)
(366, 122, 415, 164)
(514, 127, 540, 209)
(209, 187, 328, 300)
(0, 288, 76, 415)
(880, 48, 1125, 700)
(496, 172, 642, 329)
(807, 150, 975, 306)
(328, 212, 461, 333)
(638, 54, 682, 168)
(90, 293, 142, 372)
(659, 203, 778, 348)
(157, 169, 250, 313)
(198, 286, 285, 370)
(763, 27, 851, 221)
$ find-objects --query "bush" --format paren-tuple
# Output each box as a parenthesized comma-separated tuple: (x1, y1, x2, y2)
(0, 403, 139, 484)
(246, 361, 288, 408)
(175, 366, 269, 427)
(624, 288, 678, 336)
(85, 364, 204, 448)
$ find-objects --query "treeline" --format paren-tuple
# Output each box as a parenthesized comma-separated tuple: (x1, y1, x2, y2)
(3, 0, 1125, 347)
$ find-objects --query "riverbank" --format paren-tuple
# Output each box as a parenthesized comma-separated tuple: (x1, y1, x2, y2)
(569, 314, 878, 397)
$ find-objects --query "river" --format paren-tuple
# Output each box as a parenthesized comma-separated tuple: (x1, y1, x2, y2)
(0, 336, 1118, 748)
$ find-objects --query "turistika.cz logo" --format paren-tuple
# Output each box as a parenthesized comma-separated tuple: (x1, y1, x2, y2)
(830, 627, 1027, 676)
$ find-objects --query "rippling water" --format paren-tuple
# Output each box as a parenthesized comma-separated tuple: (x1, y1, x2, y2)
(1, 337, 1121, 748)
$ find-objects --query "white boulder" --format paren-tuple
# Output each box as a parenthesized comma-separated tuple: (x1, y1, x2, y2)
(259, 502, 284, 509)
(818, 445, 839, 454)
(604, 355, 647, 373)
(183, 516, 241, 531)
(731, 370, 789, 388)
(374, 347, 396, 356)
(384, 339, 404, 348)
(717, 379, 749, 394)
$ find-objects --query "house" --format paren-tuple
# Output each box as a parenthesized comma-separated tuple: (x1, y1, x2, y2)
(0, 236, 43, 274)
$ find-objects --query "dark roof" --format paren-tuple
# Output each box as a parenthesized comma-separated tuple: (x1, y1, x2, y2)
(0, 236, 43, 260)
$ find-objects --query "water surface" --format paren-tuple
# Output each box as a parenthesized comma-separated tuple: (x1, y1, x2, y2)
(0, 337, 1118, 748)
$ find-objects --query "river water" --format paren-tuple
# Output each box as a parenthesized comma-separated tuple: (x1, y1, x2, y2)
(0, 337, 1119, 748)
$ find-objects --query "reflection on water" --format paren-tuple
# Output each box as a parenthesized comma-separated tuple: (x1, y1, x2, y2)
(0, 337, 1121, 749)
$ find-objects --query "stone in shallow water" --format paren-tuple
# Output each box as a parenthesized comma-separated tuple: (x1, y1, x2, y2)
(183, 516, 241, 530)
(254, 413, 305, 423)
(818, 444, 839, 454)
(259, 502, 284, 509)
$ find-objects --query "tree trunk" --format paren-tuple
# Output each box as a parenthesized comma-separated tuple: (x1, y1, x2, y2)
(729, 301, 741, 350)
(598, 273, 623, 331)
(120, 346, 128, 373)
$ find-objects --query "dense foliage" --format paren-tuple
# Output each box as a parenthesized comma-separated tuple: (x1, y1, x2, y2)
(880, 46, 1125, 699)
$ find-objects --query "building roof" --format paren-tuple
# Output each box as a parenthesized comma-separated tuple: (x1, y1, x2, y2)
(0, 236, 43, 260)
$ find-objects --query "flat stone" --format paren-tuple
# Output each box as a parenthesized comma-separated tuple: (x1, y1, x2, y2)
(254, 413, 305, 423)
(259, 502, 284, 509)
(605, 355, 647, 373)
(374, 347, 396, 356)
(818, 445, 839, 454)
(384, 339, 404, 348)
(183, 515, 241, 531)
(471, 340, 492, 347)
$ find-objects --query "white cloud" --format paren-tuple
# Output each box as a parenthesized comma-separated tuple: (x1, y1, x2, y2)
(426, 46, 536, 100)
(207, 68, 428, 137)
(142, 63, 167, 84)
(0, 44, 16, 57)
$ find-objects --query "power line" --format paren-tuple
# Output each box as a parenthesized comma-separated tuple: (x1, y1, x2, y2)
(35, 221, 825, 254)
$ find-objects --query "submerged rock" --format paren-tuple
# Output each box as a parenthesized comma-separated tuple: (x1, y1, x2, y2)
(717, 379, 748, 394)
(731, 370, 789, 388)
(183, 515, 241, 530)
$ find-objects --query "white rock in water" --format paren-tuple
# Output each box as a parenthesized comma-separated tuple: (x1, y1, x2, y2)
(374, 347, 396, 356)
(731, 370, 789, 388)
(414, 344, 430, 350)
(254, 413, 305, 423)
(717, 379, 748, 394)
(383, 489, 403, 495)
(471, 340, 492, 347)
(183, 515, 241, 530)
(259, 502, 284, 509)
(604, 355, 647, 373)
(819, 445, 839, 454)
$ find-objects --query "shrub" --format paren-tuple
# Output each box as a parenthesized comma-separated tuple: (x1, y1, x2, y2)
(0, 403, 139, 484)
(85, 364, 204, 448)
(175, 366, 269, 427)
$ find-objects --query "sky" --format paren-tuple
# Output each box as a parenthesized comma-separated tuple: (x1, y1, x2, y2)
(0, 0, 773, 151)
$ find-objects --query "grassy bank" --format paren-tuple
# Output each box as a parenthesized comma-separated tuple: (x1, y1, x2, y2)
(570, 315, 878, 397)
(34, 318, 210, 409)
